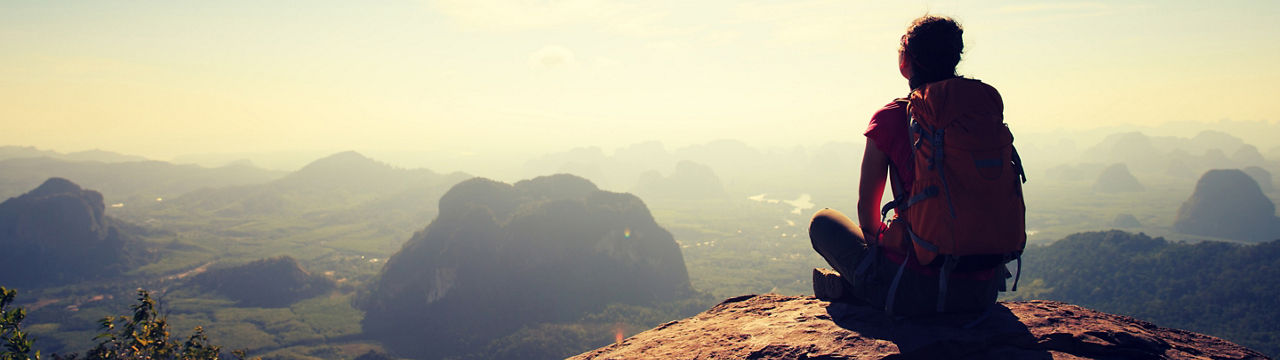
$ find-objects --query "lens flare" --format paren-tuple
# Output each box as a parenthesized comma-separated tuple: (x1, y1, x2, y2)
(613, 323, 625, 343)
(623, 228, 631, 239)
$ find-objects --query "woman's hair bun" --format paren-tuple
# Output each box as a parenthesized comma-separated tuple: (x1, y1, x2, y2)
(903, 16, 964, 87)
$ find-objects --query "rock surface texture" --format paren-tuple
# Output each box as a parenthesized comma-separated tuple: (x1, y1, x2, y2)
(572, 294, 1269, 360)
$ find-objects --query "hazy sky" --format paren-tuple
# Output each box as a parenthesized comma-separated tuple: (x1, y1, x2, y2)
(3, 0, 1278, 160)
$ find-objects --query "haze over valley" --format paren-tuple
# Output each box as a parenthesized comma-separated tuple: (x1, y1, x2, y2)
(4, 1, 1280, 359)
(3, 121, 1280, 357)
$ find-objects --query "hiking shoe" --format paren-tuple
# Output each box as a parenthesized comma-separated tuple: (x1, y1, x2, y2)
(812, 267, 852, 302)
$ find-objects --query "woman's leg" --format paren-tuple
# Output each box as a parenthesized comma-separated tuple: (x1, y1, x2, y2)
(809, 208, 869, 284)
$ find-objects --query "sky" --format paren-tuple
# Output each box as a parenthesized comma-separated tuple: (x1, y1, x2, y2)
(2, 0, 1278, 162)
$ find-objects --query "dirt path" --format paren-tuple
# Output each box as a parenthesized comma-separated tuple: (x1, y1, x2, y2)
(162, 261, 215, 282)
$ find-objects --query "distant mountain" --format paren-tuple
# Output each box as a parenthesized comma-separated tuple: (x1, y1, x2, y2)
(612, 141, 676, 175)
(1112, 213, 1142, 228)
(188, 256, 334, 307)
(807, 141, 863, 177)
(1014, 230, 1280, 356)
(674, 139, 763, 167)
(0, 146, 58, 161)
(632, 161, 728, 200)
(1043, 162, 1107, 183)
(0, 146, 150, 163)
(1080, 131, 1267, 180)
(63, 149, 152, 163)
(0, 178, 146, 288)
(276, 151, 439, 192)
(1091, 163, 1144, 193)
(0, 157, 285, 202)
(163, 151, 470, 218)
(171, 151, 335, 171)
(520, 143, 679, 191)
(1243, 166, 1275, 193)
(111, 151, 475, 264)
(1189, 130, 1248, 156)
(1174, 169, 1280, 242)
(1164, 149, 1200, 179)
(359, 174, 692, 359)
(520, 139, 866, 196)
(1085, 130, 1248, 161)
(1081, 132, 1162, 172)
(1230, 145, 1266, 166)
(522, 147, 611, 187)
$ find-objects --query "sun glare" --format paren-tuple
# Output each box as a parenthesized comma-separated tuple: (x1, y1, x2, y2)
(613, 323, 626, 344)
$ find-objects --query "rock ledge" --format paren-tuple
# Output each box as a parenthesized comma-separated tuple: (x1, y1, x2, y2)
(571, 294, 1268, 360)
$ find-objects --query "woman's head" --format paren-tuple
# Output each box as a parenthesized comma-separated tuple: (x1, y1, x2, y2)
(899, 15, 964, 89)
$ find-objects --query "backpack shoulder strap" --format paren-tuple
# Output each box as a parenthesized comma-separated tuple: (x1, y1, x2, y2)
(879, 98, 913, 220)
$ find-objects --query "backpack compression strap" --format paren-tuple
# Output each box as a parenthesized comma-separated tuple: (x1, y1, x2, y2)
(884, 246, 911, 316)
(880, 161, 912, 220)
(937, 255, 958, 312)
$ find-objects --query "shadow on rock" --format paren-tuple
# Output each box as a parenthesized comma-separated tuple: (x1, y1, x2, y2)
(825, 302, 1053, 360)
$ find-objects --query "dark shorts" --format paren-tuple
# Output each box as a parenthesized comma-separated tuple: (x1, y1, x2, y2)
(809, 208, 1002, 316)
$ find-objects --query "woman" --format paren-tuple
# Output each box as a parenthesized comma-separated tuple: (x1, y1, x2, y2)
(808, 15, 1008, 316)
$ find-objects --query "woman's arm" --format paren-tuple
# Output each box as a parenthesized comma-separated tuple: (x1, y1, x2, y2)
(858, 138, 891, 241)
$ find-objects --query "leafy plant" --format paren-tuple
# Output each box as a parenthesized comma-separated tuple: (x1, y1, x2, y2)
(78, 289, 254, 360)
(1, 286, 39, 360)
(3, 286, 256, 360)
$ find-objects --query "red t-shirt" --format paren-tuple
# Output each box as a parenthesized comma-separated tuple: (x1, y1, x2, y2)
(863, 101, 914, 192)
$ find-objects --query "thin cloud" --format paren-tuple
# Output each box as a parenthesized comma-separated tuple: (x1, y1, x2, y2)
(428, 0, 670, 37)
(529, 46, 579, 70)
(729, 1, 900, 46)
(996, 2, 1110, 14)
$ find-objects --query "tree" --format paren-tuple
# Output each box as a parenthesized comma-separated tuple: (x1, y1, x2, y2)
(2, 285, 253, 360)
(81, 289, 251, 360)
(1, 286, 39, 360)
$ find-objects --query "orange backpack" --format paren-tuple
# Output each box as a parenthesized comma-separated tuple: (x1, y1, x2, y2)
(877, 78, 1027, 313)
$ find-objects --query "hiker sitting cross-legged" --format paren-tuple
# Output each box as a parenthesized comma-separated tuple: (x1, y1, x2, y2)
(808, 15, 1028, 316)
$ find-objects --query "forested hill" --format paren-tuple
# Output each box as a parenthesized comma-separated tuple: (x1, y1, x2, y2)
(359, 174, 696, 359)
(1012, 230, 1280, 356)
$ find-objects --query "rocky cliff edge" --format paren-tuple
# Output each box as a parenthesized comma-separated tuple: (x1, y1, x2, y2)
(571, 294, 1268, 360)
